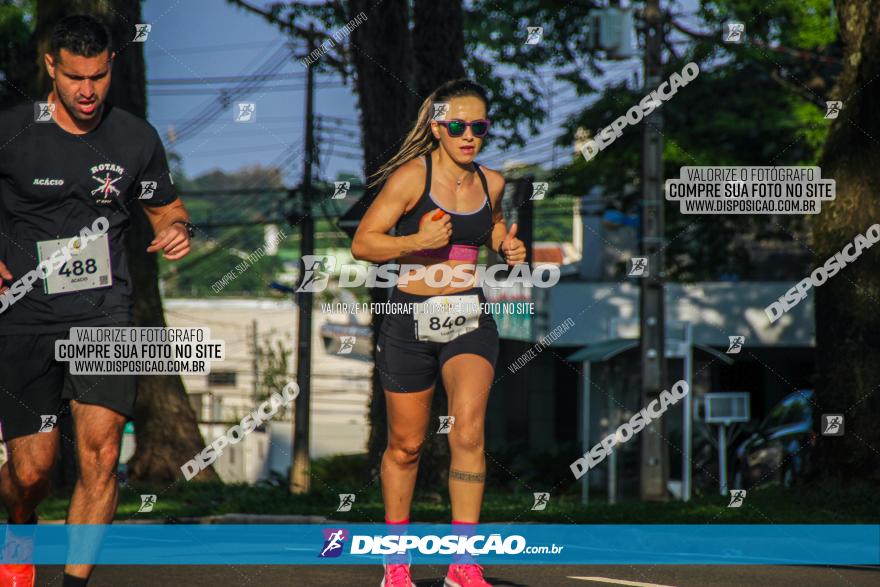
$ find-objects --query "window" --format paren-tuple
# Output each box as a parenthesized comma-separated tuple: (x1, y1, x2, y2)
(208, 371, 237, 387)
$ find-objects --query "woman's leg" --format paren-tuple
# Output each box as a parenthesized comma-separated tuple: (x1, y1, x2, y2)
(441, 354, 494, 522)
(381, 386, 434, 521)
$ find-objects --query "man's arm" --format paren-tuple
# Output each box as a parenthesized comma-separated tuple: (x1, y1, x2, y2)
(143, 199, 191, 260)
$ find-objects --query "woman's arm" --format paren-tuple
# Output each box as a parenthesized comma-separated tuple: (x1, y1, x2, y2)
(351, 159, 451, 263)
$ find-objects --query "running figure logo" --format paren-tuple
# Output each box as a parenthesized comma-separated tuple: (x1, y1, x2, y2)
(38, 415, 57, 433)
(437, 416, 455, 434)
(138, 494, 157, 513)
(319, 528, 348, 558)
(525, 26, 543, 45)
(35, 101, 55, 122)
(133, 24, 151, 42)
(723, 22, 745, 43)
(337, 336, 356, 355)
(531, 492, 550, 511)
(727, 489, 747, 508)
(432, 102, 450, 121)
(337, 493, 355, 512)
(332, 181, 350, 200)
(530, 182, 548, 201)
(821, 414, 844, 436)
(726, 336, 745, 354)
(235, 102, 256, 123)
(824, 101, 842, 119)
(296, 255, 335, 293)
(139, 181, 157, 200)
(629, 257, 648, 277)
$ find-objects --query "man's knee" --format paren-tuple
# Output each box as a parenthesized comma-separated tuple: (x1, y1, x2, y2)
(77, 442, 121, 483)
(8, 463, 52, 495)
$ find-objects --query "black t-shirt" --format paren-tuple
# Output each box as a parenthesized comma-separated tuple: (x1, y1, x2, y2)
(0, 101, 177, 334)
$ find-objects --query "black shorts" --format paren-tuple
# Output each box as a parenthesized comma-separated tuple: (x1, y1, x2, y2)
(0, 330, 137, 441)
(376, 287, 499, 392)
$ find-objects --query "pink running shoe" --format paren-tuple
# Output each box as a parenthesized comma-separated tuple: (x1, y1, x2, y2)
(380, 563, 416, 587)
(445, 563, 492, 586)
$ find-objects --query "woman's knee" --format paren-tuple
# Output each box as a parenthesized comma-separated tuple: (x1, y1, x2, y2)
(385, 437, 424, 467)
(447, 422, 485, 454)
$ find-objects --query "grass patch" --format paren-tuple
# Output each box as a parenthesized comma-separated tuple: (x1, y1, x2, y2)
(26, 454, 879, 524)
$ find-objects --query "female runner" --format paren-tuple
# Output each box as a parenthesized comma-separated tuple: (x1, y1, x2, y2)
(351, 79, 526, 587)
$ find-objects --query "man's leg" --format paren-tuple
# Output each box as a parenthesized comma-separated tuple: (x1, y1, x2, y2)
(0, 430, 59, 522)
(63, 400, 125, 580)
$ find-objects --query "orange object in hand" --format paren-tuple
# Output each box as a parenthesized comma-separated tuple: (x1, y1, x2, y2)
(420, 209, 446, 227)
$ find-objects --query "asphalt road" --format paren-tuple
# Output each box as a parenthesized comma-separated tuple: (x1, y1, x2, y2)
(36, 564, 880, 586)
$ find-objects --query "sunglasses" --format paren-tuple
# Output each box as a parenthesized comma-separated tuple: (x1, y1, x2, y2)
(435, 118, 491, 138)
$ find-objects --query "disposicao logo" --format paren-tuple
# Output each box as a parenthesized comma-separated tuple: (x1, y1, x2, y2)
(319, 528, 348, 558)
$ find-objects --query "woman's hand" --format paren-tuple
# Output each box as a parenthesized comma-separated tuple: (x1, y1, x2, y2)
(500, 223, 526, 265)
(414, 208, 451, 249)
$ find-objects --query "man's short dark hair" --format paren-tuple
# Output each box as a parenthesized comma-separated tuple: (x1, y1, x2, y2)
(50, 15, 112, 59)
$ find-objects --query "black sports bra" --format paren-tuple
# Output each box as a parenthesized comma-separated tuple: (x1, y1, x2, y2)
(395, 153, 494, 247)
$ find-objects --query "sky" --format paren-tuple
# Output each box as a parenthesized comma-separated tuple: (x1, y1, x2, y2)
(140, 0, 707, 188)
(142, 0, 361, 185)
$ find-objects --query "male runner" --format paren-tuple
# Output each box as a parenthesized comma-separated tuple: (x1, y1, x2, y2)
(0, 15, 192, 587)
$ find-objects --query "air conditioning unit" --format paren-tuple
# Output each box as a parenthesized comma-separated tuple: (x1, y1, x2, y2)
(589, 7, 637, 60)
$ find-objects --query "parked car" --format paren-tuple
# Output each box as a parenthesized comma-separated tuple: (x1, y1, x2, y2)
(733, 389, 816, 489)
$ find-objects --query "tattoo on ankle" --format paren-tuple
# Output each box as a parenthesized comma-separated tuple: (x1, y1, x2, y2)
(450, 468, 486, 483)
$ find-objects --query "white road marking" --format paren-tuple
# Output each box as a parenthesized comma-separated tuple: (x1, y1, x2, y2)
(568, 577, 677, 587)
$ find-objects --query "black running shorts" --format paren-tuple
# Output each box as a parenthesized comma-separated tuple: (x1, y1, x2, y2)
(0, 330, 137, 441)
(376, 287, 499, 392)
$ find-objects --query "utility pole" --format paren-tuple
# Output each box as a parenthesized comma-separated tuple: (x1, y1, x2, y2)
(639, 0, 668, 501)
(251, 319, 259, 402)
(291, 27, 316, 494)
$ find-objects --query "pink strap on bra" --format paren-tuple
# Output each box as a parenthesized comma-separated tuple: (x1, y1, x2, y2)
(411, 244, 478, 262)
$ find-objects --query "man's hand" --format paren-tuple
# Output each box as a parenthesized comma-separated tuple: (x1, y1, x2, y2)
(146, 223, 191, 260)
(0, 261, 12, 294)
(500, 223, 526, 265)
